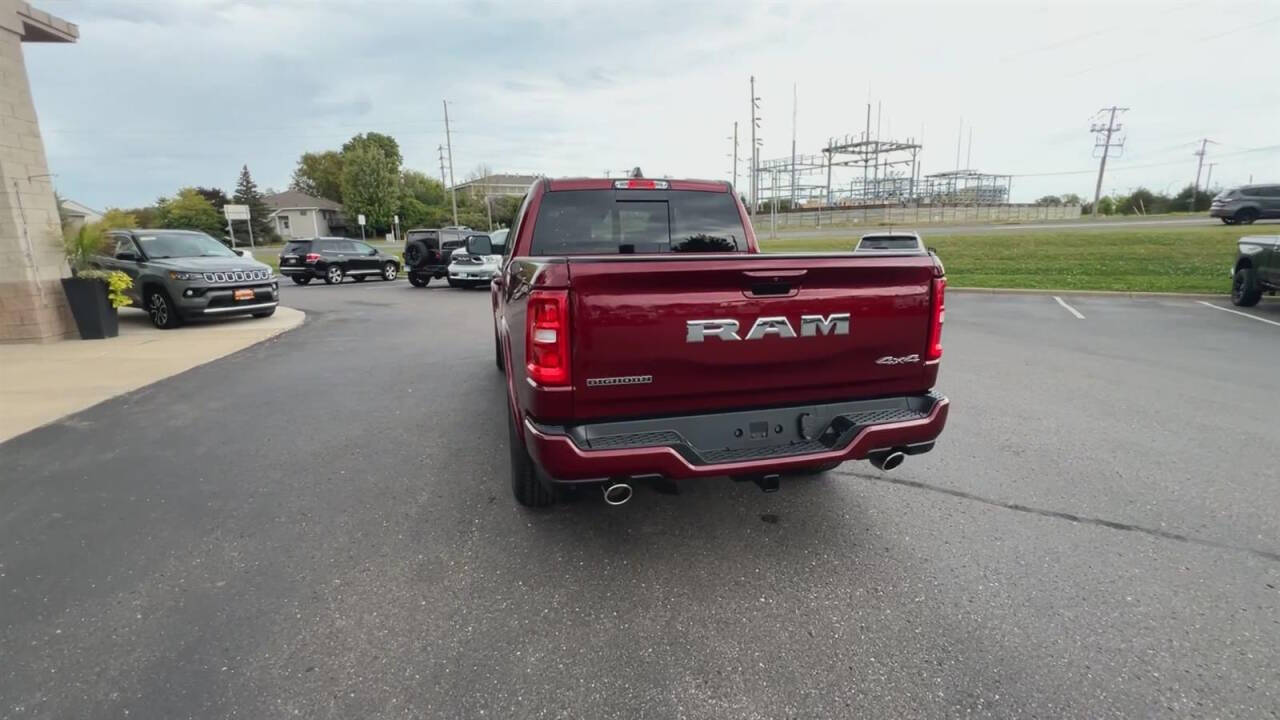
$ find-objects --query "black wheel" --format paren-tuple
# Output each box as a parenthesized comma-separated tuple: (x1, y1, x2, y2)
(382, 262, 398, 281)
(1231, 267, 1262, 307)
(145, 288, 182, 329)
(353, 274, 367, 283)
(1236, 208, 1260, 225)
(495, 329, 505, 373)
(508, 404, 554, 507)
(1221, 217, 1236, 225)
(324, 265, 344, 284)
(290, 275, 312, 285)
(252, 308, 276, 319)
(408, 274, 428, 288)
(447, 278, 462, 288)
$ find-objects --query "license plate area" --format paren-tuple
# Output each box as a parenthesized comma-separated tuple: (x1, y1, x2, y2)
(234, 288, 255, 301)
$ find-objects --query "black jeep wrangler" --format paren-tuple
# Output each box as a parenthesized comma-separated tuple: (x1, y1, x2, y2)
(403, 227, 470, 287)
(1230, 234, 1280, 307)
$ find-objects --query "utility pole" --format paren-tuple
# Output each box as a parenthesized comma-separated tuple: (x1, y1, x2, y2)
(1204, 162, 1217, 196)
(437, 145, 448, 191)
(1191, 138, 1216, 211)
(728, 121, 739, 191)
(1090, 106, 1128, 217)
(442, 100, 459, 226)
(749, 75, 760, 216)
(790, 83, 797, 210)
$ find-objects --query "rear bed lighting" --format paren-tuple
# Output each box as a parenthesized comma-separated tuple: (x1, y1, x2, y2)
(527, 290, 571, 386)
(613, 179, 669, 190)
(927, 278, 945, 361)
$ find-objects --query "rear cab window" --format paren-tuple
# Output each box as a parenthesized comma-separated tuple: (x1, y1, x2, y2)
(283, 241, 312, 256)
(531, 189, 745, 255)
(405, 230, 439, 250)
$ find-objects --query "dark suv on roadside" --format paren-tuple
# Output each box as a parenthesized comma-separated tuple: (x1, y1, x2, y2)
(278, 237, 401, 285)
(1211, 184, 1280, 225)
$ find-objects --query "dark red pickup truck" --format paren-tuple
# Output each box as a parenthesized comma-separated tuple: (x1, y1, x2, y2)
(491, 177, 949, 507)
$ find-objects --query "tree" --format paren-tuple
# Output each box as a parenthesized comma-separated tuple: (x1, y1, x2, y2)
(341, 144, 400, 233)
(342, 132, 402, 168)
(1059, 193, 1084, 206)
(156, 188, 224, 237)
(100, 209, 139, 229)
(233, 165, 277, 243)
(194, 186, 229, 212)
(117, 206, 160, 227)
(290, 150, 344, 202)
(1034, 195, 1062, 206)
(401, 169, 447, 207)
(1170, 184, 1213, 212)
(1096, 196, 1117, 215)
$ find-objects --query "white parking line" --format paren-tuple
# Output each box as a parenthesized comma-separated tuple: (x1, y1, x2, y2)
(1053, 296, 1085, 319)
(1196, 301, 1280, 327)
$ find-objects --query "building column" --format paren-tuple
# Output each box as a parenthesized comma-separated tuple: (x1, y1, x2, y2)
(0, 1, 78, 342)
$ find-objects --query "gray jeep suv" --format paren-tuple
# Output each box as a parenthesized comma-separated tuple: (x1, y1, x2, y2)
(96, 229, 279, 329)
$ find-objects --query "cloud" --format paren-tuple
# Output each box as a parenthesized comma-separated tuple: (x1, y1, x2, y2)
(25, 0, 1280, 209)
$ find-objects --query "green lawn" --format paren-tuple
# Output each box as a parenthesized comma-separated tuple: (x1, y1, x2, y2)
(761, 225, 1248, 293)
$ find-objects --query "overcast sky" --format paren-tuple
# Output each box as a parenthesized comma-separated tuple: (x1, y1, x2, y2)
(27, 0, 1280, 210)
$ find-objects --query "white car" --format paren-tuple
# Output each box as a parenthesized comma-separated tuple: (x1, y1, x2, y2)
(447, 229, 508, 288)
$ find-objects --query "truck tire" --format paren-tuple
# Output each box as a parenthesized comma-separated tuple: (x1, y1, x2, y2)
(291, 275, 312, 285)
(1231, 267, 1262, 307)
(508, 406, 554, 507)
(408, 274, 428, 288)
(324, 265, 344, 285)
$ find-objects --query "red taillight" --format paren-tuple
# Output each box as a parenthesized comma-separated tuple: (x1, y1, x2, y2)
(527, 290, 570, 386)
(305, 252, 321, 263)
(927, 277, 945, 361)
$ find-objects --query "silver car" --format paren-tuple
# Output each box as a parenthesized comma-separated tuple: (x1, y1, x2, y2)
(96, 229, 279, 329)
(448, 229, 508, 288)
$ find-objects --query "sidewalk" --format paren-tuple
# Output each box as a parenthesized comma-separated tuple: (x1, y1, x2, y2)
(0, 306, 305, 443)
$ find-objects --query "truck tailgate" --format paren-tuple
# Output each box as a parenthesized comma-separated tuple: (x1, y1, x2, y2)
(567, 253, 940, 420)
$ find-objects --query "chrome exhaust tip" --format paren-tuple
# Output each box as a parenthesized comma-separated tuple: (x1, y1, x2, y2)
(602, 482, 633, 506)
(869, 450, 906, 472)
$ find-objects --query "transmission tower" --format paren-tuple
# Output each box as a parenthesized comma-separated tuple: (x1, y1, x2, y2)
(749, 75, 761, 215)
(1190, 138, 1218, 211)
(1090, 106, 1128, 217)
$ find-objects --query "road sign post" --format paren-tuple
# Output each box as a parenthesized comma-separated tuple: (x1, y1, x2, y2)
(223, 204, 251, 249)
(358, 214, 366, 243)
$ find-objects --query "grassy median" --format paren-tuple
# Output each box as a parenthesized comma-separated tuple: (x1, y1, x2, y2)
(761, 224, 1251, 293)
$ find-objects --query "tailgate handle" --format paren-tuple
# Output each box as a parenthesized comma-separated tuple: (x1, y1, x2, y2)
(743, 269, 804, 298)
(741, 269, 807, 279)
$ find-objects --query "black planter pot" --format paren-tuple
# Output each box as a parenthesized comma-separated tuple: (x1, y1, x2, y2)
(61, 277, 119, 340)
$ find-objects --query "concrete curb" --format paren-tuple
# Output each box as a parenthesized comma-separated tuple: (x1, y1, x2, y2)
(950, 287, 1226, 300)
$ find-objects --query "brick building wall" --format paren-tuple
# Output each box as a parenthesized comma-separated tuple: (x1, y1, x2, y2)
(0, 1, 77, 342)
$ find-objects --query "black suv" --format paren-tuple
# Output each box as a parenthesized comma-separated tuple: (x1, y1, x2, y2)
(402, 227, 470, 287)
(278, 237, 400, 285)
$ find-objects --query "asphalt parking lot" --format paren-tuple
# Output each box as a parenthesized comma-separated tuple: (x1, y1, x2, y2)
(2, 278, 1278, 718)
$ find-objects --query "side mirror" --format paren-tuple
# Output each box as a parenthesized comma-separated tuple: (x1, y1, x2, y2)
(234, 249, 251, 258)
(467, 235, 493, 256)
(117, 252, 139, 262)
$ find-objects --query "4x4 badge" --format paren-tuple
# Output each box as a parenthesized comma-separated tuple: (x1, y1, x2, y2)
(876, 354, 920, 365)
